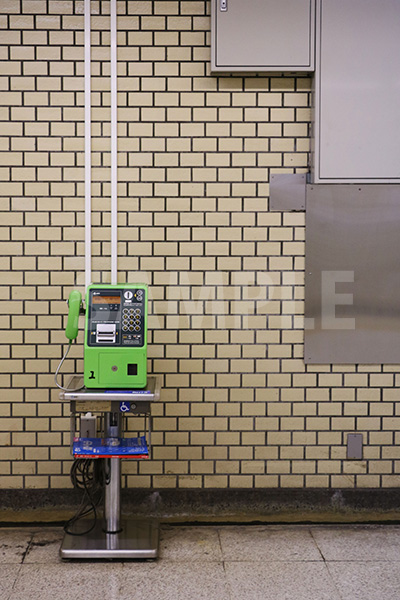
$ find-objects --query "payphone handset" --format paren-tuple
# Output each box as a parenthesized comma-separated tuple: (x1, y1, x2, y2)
(56, 284, 148, 391)
(54, 290, 85, 392)
(65, 290, 82, 341)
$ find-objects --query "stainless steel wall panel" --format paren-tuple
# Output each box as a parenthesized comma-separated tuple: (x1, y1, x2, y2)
(211, 0, 315, 72)
(269, 174, 306, 211)
(313, 0, 400, 183)
(305, 184, 400, 363)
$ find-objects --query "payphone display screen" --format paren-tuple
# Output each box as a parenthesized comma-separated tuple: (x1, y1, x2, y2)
(92, 296, 121, 304)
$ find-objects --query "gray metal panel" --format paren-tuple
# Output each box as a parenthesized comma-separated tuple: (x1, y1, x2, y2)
(270, 174, 306, 211)
(313, 0, 400, 183)
(347, 434, 363, 460)
(212, 0, 315, 72)
(305, 184, 400, 364)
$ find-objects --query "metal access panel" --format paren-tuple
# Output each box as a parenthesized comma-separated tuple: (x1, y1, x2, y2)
(313, 0, 400, 183)
(211, 0, 315, 72)
(305, 185, 400, 364)
(270, 174, 307, 211)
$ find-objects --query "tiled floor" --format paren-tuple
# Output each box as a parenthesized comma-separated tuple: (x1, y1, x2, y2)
(2, 523, 400, 599)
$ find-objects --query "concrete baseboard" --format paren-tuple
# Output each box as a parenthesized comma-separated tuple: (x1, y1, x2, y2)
(1, 488, 400, 525)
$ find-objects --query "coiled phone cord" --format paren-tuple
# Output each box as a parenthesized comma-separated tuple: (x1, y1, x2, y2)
(54, 340, 85, 392)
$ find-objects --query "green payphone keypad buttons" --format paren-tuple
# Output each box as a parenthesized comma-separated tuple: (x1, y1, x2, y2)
(122, 306, 142, 333)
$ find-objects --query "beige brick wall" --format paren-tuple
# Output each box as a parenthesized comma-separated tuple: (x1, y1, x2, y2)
(1, 0, 399, 490)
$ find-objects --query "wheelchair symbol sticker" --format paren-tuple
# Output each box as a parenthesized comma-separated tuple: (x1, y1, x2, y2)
(120, 401, 131, 413)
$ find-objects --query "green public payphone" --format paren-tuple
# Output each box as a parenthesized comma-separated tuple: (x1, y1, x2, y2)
(63, 284, 148, 389)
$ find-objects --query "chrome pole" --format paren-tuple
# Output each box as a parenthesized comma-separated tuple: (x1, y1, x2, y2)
(104, 412, 121, 533)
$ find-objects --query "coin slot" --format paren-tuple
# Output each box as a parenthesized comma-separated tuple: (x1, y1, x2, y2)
(127, 363, 138, 376)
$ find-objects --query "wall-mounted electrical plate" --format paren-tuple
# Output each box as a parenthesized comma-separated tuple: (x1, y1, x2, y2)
(347, 433, 363, 460)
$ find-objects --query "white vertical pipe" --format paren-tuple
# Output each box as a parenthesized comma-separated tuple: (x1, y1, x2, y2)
(84, 0, 92, 289)
(110, 0, 118, 285)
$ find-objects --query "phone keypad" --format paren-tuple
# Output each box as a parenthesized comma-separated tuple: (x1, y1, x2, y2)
(122, 307, 142, 332)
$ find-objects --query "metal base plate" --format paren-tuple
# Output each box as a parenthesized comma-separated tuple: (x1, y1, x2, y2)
(60, 519, 159, 559)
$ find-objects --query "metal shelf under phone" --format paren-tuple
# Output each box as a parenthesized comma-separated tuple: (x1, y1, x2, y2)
(60, 375, 161, 402)
(64, 377, 158, 459)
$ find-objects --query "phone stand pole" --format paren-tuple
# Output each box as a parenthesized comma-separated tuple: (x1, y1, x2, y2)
(104, 413, 121, 533)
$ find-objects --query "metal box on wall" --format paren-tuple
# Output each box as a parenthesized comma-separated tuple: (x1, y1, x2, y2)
(312, 0, 400, 183)
(211, 0, 315, 72)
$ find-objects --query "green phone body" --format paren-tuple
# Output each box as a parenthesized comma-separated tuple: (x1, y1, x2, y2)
(83, 284, 148, 389)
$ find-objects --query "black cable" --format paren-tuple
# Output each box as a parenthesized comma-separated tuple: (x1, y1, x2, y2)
(64, 462, 102, 536)
(63, 458, 105, 536)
